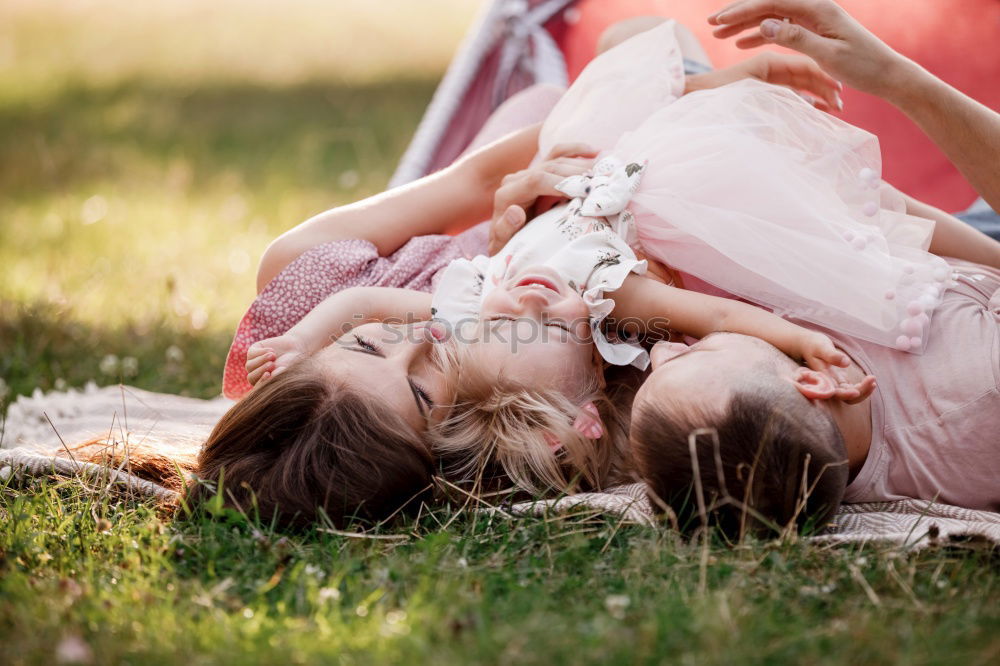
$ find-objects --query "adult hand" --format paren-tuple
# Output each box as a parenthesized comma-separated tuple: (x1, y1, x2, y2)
(708, 0, 909, 99)
(488, 143, 597, 255)
(687, 51, 843, 112)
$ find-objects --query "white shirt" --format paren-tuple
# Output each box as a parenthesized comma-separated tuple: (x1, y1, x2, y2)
(432, 202, 649, 369)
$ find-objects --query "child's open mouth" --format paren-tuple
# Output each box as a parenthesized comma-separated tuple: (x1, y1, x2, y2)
(515, 276, 560, 293)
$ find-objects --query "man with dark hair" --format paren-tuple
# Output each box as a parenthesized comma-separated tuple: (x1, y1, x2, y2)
(633, 372, 850, 535)
(632, 260, 1000, 536)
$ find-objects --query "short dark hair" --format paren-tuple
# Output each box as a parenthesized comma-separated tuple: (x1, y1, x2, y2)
(631, 382, 849, 537)
(186, 360, 435, 529)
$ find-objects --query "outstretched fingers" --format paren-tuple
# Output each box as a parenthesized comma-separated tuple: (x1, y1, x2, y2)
(709, 0, 836, 31)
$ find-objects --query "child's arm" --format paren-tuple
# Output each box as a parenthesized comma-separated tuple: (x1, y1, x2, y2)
(256, 125, 544, 292)
(612, 275, 849, 371)
(246, 287, 431, 385)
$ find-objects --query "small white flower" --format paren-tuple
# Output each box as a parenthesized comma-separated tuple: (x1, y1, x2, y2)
(99, 354, 119, 375)
(121, 357, 138, 378)
(604, 594, 630, 619)
(338, 170, 360, 189)
(54, 378, 68, 391)
(165, 345, 185, 363)
(303, 564, 326, 579)
(56, 634, 93, 664)
(318, 587, 341, 603)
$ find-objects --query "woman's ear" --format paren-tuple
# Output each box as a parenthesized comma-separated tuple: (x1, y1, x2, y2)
(790, 366, 837, 401)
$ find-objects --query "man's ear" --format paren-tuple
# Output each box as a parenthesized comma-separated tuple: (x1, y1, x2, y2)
(790, 366, 838, 401)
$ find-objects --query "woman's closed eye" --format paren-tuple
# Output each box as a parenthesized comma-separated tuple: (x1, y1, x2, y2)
(352, 333, 381, 354)
(352, 333, 435, 412)
(411, 381, 434, 409)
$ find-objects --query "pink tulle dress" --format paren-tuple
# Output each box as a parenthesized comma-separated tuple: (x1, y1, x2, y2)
(539, 20, 952, 353)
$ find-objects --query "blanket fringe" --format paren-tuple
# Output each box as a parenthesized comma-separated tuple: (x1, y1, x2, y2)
(0, 447, 179, 502)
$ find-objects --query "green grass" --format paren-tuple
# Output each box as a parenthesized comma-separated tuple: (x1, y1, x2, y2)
(0, 76, 439, 402)
(2, 2, 999, 664)
(2, 480, 999, 665)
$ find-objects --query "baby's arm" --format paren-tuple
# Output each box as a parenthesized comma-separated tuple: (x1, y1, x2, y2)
(257, 124, 543, 292)
(890, 186, 1000, 269)
(287, 287, 432, 352)
(246, 287, 431, 385)
(612, 275, 848, 371)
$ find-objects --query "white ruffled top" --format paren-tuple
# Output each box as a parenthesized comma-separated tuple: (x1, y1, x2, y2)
(432, 164, 650, 368)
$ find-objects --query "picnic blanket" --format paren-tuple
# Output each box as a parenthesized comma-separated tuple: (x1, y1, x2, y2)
(4, 384, 999, 550)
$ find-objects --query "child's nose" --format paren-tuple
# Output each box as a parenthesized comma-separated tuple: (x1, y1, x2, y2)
(515, 289, 552, 314)
(650, 341, 690, 368)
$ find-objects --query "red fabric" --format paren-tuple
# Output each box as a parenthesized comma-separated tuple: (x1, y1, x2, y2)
(555, 0, 1000, 211)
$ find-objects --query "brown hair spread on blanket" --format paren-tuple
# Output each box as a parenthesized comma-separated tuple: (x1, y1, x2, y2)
(71, 436, 199, 493)
(185, 360, 435, 529)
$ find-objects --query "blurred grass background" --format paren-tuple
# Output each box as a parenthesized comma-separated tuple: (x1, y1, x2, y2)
(0, 0, 481, 406)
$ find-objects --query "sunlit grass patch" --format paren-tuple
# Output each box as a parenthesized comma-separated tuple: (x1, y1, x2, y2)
(0, 0, 479, 99)
(0, 77, 438, 408)
(0, 77, 437, 322)
(1, 2, 462, 409)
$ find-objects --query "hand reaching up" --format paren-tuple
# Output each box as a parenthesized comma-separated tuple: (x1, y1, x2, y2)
(799, 330, 850, 373)
(708, 0, 908, 99)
